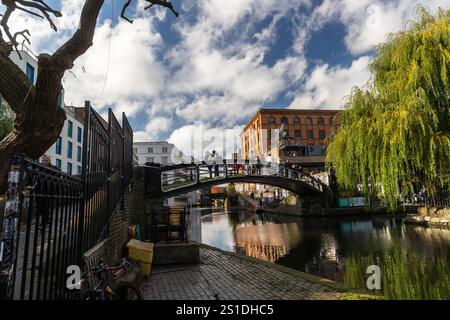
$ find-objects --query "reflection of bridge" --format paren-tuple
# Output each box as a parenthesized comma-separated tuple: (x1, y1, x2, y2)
(144, 161, 329, 199)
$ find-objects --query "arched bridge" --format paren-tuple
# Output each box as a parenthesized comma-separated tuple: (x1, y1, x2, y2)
(143, 160, 329, 199)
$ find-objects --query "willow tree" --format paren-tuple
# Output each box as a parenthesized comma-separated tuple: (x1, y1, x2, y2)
(326, 7, 450, 211)
(0, 0, 179, 194)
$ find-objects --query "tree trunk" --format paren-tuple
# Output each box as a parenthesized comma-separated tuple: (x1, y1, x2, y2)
(0, 0, 105, 194)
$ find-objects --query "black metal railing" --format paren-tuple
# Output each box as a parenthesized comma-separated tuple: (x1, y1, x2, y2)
(154, 160, 326, 194)
(0, 101, 133, 300)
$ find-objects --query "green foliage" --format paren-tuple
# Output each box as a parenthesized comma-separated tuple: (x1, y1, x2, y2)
(0, 96, 14, 141)
(327, 7, 450, 211)
(344, 244, 450, 300)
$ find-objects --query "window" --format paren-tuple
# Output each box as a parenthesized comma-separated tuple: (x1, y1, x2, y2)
(26, 63, 35, 84)
(307, 130, 314, 139)
(319, 130, 326, 139)
(282, 130, 289, 137)
(146, 157, 154, 163)
(281, 117, 289, 125)
(162, 147, 168, 153)
(268, 117, 276, 125)
(55, 137, 62, 155)
(148, 147, 153, 153)
(306, 117, 313, 125)
(56, 159, 62, 170)
(77, 146, 82, 162)
(77, 166, 82, 175)
(161, 156, 168, 165)
(67, 163, 72, 175)
(329, 117, 334, 125)
(293, 117, 300, 125)
(57, 92, 63, 108)
(77, 127, 82, 143)
(133, 148, 138, 154)
(68, 120, 73, 138)
(318, 117, 325, 125)
(67, 141, 73, 159)
(294, 130, 301, 139)
(308, 146, 315, 153)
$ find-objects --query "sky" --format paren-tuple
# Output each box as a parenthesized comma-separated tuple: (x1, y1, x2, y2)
(3, 0, 450, 159)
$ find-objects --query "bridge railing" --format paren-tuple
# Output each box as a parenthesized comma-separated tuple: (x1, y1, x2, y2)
(155, 160, 326, 194)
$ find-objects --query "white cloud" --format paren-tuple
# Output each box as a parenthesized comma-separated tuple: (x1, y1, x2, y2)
(289, 56, 372, 109)
(168, 123, 244, 160)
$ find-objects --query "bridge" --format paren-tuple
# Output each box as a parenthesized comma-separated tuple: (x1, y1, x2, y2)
(143, 161, 329, 199)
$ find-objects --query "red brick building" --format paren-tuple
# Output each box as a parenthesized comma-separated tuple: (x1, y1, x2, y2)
(241, 108, 340, 171)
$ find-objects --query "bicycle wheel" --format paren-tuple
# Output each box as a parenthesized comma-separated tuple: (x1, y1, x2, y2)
(113, 283, 143, 300)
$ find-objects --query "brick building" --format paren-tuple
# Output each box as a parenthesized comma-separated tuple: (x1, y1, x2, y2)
(241, 108, 339, 171)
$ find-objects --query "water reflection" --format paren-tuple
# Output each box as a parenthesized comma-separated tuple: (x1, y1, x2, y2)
(192, 208, 450, 281)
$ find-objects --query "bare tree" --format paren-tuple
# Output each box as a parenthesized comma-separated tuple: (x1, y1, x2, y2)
(0, 0, 178, 193)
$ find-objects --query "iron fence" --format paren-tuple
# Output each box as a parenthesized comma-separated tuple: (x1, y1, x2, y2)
(0, 101, 133, 300)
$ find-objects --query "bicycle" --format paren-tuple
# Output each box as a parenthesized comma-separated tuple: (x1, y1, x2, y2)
(81, 258, 143, 300)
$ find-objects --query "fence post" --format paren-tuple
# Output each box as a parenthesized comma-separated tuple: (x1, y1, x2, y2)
(0, 154, 25, 300)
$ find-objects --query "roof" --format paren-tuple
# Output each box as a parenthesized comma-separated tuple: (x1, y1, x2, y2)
(242, 108, 341, 133)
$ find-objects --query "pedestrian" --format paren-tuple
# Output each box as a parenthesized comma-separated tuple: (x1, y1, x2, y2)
(211, 150, 219, 177)
(204, 150, 213, 178)
(256, 156, 262, 175)
(266, 152, 272, 175)
(244, 157, 250, 175)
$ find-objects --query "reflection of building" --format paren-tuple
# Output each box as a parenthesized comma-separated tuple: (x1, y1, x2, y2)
(234, 222, 301, 263)
(9, 46, 84, 175)
(241, 108, 340, 171)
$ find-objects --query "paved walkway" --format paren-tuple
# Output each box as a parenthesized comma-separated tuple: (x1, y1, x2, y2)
(142, 247, 340, 300)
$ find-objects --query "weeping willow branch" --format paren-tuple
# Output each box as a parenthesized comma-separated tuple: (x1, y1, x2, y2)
(326, 7, 450, 211)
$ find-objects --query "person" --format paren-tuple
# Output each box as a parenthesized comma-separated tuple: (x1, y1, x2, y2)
(204, 151, 213, 178)
(256, 156, 262, 175)
(244, 157, 250, 175)
(41, 155, 59, 171)
(265, 152, 273, 175)
(284, 159, 290, 177)
(210, 150, 219, 177)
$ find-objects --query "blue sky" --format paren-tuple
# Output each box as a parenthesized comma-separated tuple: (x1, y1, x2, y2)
(4, 0, 450, 157)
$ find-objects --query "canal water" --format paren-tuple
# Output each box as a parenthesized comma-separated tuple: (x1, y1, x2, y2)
(189, 207, 450, 286)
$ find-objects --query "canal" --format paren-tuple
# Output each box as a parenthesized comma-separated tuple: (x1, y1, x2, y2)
(188, 206, 450, 299)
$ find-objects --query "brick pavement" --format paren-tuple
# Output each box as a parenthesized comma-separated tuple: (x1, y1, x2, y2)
(142, 247, 340, 300)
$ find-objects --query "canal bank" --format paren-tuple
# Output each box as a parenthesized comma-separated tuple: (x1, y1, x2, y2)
(142, 244, 375, 300)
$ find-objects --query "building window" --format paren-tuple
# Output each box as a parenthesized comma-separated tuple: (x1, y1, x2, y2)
(329, 117, 334, 125)
(281, 117, 289, 125)
(306, 117, 313, 125)
(161, 156, 168, 165)
(57, 92, 63, 108)
(77, 146, 82, 162)
(55, 137, 62, 155)
(307, 130, 314, 139)
(26, 63, 35, 84)
(282, 130, 289, 138)
(56, 159, 62, 170)
(319, 130, 326, 139)
(293, 117, 300, 125)
(133, 148, 137, 154)
(67, 162, 72, 175)
(77, 166, 82, 175)
(318, 117, 325, 125)
(148, 147, 153, 153)
(294, 130, 301, 139)
(77, 127, 82, 143)
(146, 157, 154, 163)
(268, 117, 276, 125)
(67, 141, 73, 159)
(308, 146, 315, 154)
(162, 147, 168, 153)
(68, 120, 73, 138)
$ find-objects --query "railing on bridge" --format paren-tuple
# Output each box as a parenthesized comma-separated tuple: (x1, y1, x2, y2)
(152, 160, 326, 195)
(0, 102, 133, 300)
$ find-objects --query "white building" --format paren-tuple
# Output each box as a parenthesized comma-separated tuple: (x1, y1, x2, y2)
(133, 141, 199, 207)
(133, 141, 184, 165)
(9, 46, 83, 175)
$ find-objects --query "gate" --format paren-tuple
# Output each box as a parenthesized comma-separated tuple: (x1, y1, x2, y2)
(0, 101, 133, 300)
